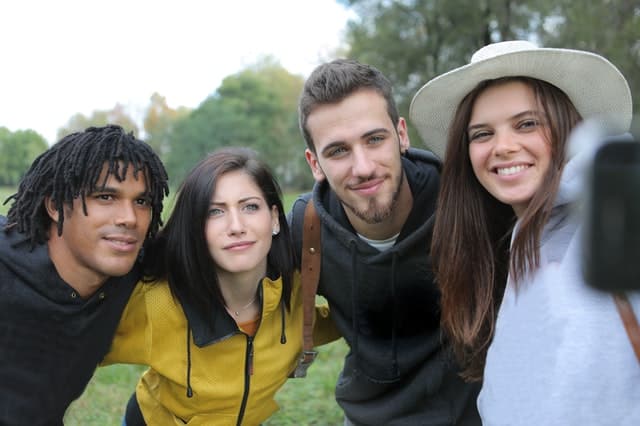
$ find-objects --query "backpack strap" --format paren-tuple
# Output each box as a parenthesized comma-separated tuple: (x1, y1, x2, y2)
(290, 200, 321, 378)
(613, 292, 640, 362)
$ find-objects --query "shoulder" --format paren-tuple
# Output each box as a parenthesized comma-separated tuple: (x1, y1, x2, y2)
(288, 192, 313, 261)
(404, 148, 442, 172)
(289, 192, 312, 221)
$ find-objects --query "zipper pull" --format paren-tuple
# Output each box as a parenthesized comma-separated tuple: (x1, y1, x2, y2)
(248, 337, 254, 376)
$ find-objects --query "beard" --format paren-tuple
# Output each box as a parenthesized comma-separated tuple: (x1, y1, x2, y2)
(341, 170, 404, 225)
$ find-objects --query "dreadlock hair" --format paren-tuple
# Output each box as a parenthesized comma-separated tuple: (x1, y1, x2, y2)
(4, 124, 169, 246)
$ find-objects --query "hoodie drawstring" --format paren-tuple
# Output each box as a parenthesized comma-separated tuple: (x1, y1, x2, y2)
(186, 322, 193, 398)
(390, 253, 399, 376)
(279, 298, 287, 344)
(349, 242, 360, 371)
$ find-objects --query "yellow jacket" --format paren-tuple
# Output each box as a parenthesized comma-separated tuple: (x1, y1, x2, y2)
(103, 271, 339, 425)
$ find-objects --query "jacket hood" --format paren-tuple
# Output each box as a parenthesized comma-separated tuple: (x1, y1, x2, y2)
(0, 217, 69, 299)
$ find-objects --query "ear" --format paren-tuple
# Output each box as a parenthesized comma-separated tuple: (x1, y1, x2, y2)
(44, 197, 60, 223)
(270, 205, 280, 235)
(397, 117, 411, 154)
(305, 148, 326, 182)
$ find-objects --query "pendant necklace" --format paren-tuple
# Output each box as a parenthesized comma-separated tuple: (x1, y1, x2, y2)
(226, 294, 257, 317)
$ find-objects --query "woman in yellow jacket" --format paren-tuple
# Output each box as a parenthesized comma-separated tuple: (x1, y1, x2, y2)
(104, 147, 338, 425)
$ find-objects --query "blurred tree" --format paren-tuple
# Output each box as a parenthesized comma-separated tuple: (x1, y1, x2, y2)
(56, 103, 139, 140)
(0, 127, 48, 186)
(340, 0, 549, 146)
(166, 57, 313, 190)
(143, 93, 190, 161)
(338, 0, 639, 143)
(537, 0, 640, 125)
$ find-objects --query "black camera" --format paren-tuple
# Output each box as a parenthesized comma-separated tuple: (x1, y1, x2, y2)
(583, 126, 640, 292)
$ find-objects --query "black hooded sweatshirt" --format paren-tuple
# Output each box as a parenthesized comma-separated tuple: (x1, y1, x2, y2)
(289, 149, 480, 425)
(0, 216, 138, 425)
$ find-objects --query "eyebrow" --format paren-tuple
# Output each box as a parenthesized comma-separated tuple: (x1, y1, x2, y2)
(90, 186, 149, 198)
(467, 110, 541, 132)
(320, 127, 391, 156)
(210, 196, 263, 206)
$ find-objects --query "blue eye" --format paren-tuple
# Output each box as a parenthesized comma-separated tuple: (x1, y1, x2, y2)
(208, 208, 223, 217)
(327, 146, 348, 157)
(368, 135, 385, 144)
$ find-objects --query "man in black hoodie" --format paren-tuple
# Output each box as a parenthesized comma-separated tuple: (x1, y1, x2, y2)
(290, 59, 480, 425)
(0, 125, 168, 425)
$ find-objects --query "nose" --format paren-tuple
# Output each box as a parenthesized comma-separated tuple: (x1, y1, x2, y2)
(351, 146, 376, 178)
(227, 209, 246, 236)
(493, 130, 520, 156)
(115, 202, 137, 228)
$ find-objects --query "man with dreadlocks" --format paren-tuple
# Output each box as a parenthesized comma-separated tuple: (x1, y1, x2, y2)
(0, 124, 169, 425)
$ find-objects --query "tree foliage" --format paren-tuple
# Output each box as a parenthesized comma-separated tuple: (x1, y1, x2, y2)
(56, 103, 139, 141)
(166, 57, 313, 190)
(143, 93, 190, 161)
(538, 0, 640, 121)
(340, 0, 638, 143)
(0, 127, 48, 186)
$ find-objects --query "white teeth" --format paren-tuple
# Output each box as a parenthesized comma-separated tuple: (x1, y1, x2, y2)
(497, 165, 528, 176)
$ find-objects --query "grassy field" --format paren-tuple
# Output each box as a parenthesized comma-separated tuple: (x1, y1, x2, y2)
(0, 187, 14, 216)
(64, 340, 349, 425)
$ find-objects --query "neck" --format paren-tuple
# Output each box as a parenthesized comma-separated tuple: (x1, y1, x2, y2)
(47, 230, 105, 299)
(218, 266, 265, 309)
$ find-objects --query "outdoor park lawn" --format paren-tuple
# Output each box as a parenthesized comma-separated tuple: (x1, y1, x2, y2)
(64, 339, 349, 425)
(0, 187, 14, 215)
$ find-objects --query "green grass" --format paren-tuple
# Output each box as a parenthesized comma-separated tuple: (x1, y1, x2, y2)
(64, 340, 348, 425)
(0, 187, 14, 216)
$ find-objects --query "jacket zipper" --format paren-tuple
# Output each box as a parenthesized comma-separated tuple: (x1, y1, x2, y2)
(236, 335, 254, 426)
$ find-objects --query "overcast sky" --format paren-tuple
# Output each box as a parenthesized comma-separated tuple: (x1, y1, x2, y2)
(0, 0, 355, 143)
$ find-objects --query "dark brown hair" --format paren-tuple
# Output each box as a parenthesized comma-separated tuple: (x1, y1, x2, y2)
(298, 59, 399, 153)
(144, 147, 294, 320)
(432, 77, 582, 381)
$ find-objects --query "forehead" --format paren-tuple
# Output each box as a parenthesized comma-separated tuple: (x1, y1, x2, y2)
(470, 81, 537, 122)
(212, 170, 263, 201)
(306, 89, 392, 146)
(93, 161, 147, 190)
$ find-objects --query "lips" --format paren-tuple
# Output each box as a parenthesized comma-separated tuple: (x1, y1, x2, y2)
(224, 241, 255, 250)
(349, 177, 384, 195)
(103, 234, 139, 252)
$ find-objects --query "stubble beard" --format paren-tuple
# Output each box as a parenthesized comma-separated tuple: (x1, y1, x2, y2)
(342, 170, 404, 225)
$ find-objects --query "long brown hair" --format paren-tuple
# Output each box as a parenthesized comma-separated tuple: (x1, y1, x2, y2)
(432, 77, 582, 381)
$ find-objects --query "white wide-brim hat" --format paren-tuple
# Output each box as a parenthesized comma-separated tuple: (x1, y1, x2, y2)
(409, 40, 633, 159)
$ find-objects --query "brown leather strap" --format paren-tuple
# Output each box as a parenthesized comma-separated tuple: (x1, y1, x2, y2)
(291, 200, 321, 378)
(613, 292, 640, 363)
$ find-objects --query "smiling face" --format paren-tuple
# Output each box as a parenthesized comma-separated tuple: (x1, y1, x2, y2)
(304, 89, 410, 230)
(205, 170, 279, 280)
(47, 162, 152, 296)
(468, 81, 552, 218)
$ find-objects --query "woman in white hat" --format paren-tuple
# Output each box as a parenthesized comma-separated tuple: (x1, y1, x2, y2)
(410, 40, 639, 425)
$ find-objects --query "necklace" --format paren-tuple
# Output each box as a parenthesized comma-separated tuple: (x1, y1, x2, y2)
(225, 294, 257, 317)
